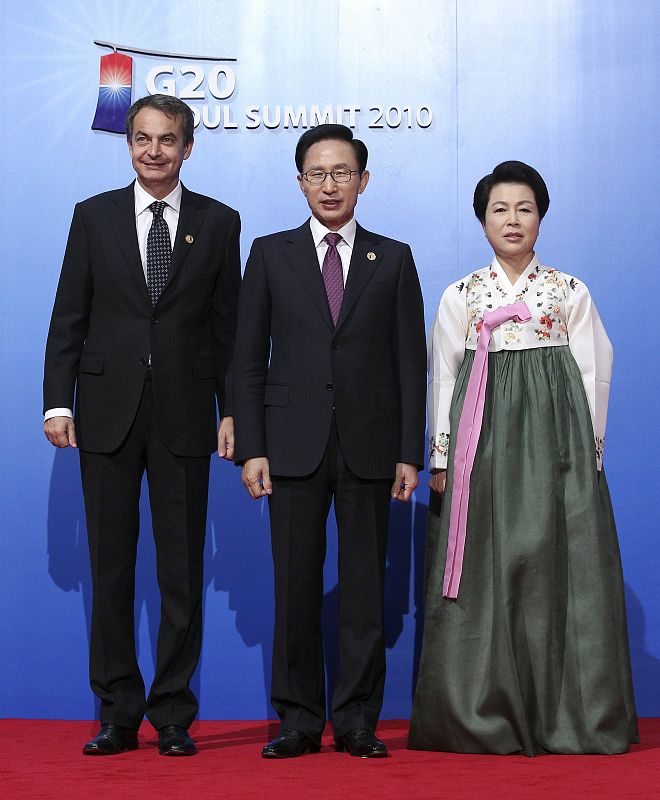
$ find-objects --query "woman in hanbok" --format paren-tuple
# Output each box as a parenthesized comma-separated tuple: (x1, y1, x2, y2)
(408, 161, 638, 756)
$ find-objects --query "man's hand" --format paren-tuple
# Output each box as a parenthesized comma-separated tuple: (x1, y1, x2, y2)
(44, 416, 77, 448)
(391, 462, 418, 502)
(217, 416, 234, 460)
(429, 469, 447, 495)
(242, 457, 272, 499)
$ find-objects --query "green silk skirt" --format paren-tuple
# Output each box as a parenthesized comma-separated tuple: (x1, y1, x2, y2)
(408, 346, 638, 755)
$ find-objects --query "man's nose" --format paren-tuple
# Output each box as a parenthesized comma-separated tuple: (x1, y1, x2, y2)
(321, 174, 338, 192)
(147, 139, 161, 158)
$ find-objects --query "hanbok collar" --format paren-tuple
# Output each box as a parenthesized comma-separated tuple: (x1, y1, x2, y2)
(490, 254, 541, 300)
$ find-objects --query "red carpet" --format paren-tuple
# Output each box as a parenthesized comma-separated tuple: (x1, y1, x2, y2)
(3, 719, 659, 799)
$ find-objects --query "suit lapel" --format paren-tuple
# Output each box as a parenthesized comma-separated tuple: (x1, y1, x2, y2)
(335, 224, 382, 331)
(109, 183, 150, 302)
(109, 183, 204, 304)
(167, 184, 204, 291)
(283, 222, 334, 329)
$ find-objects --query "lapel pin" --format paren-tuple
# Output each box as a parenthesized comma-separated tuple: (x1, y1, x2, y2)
(367, 251, 377, 261)
(185, 234, 194, 244)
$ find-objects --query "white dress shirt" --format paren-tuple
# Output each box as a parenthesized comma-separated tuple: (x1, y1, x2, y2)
(134, 180, 181, 280)
(44, 181, 181, 421)
(309, 216, 357, 285)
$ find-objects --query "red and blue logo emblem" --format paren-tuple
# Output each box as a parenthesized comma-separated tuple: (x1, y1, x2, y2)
(91, 52, 133, 134)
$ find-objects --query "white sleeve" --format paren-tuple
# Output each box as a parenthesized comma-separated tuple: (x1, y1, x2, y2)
(566, 280, 613, 470)
(44, 408, 73, 420)
(427, 284, 467, 470)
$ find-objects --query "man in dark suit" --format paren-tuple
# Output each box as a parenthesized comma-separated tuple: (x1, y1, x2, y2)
(233, 124, 426, 758)
(43, 94, 241, 756)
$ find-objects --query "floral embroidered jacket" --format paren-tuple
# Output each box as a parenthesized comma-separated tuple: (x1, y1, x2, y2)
(428, 255, 612, 472)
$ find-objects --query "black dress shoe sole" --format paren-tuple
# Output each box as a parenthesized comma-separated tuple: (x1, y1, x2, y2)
(335, 742, 387, 758)
(82, 739, 139, 756)
(158, 737, 197, 756)
(261, 743, 320, 758)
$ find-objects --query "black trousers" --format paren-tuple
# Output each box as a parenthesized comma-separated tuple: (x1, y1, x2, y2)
(79, 378, 210, 730)
(268, 419, 392, 744)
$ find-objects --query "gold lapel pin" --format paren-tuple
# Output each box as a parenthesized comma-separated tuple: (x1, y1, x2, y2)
(185, 234, 194, 244)
(367, 251, 377, 261)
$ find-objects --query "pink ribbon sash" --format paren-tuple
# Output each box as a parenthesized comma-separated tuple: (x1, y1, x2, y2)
(442, 301, 532, 598)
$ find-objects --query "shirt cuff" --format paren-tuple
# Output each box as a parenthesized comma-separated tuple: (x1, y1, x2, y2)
(44, 408, 73, 421)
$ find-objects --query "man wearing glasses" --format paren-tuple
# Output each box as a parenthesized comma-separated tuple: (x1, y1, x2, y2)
(233, 124, 426, 758)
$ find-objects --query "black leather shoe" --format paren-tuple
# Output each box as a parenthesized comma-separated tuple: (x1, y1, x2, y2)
(83, 723, 138, 755)
(261, 728, 321, 758)
(158, 725, 197, 756)
(335, 728, 387, 758)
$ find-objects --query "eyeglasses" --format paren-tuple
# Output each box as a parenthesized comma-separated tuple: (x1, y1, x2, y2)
(301, 169, 360, 185)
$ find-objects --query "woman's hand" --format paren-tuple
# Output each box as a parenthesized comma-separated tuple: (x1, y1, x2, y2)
(429, 469, 447, 495)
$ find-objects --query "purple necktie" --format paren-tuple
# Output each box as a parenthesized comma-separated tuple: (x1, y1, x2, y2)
(322, 233, 344, 326)
(443, 301, 532, 598)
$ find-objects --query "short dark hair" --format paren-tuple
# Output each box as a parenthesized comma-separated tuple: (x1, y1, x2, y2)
(125, 94, 195, 146)
(473, 161, 550, 222)
(295, 124, 368, 174)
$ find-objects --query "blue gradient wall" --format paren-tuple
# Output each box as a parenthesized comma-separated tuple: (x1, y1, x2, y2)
(1, 0, 658, 719)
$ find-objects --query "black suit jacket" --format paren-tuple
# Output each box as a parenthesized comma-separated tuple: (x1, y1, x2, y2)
(44, 182, 241, 456)
(233, 221, 426, 479)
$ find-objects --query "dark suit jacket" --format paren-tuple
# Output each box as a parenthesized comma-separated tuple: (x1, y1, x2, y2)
(44, 182, 241, 456)
(233, 221, 426, 479)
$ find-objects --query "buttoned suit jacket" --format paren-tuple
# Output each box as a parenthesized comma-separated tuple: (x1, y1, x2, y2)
(43, 182, 241, 456)
(233, 221, 426, 479)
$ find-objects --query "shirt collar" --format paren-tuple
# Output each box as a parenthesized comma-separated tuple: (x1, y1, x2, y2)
(309, 216, 357, 249)
(134, 180, 182, 217)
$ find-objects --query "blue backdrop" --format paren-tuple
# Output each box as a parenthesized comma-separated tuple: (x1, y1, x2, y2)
(1, 0, 658, 720)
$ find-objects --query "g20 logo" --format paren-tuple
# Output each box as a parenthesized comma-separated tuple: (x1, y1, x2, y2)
(91, 41, 237, 133)
(145, 64, 238, 129)
(146, 65, 236, 102)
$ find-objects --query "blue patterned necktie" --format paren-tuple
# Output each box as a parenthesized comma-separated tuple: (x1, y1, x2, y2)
(323, 232, 344, 326)
(146, 201, 171, 305)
